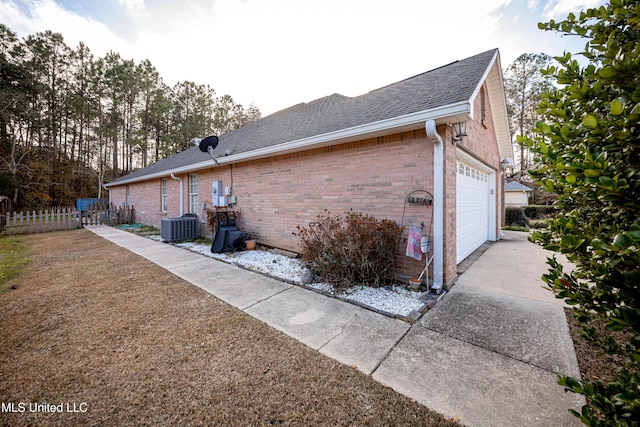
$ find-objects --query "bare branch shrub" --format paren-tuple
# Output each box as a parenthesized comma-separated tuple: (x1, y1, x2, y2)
(294, 210, 403, 289)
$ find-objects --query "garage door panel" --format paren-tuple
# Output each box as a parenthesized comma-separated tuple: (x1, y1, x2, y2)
(456, 161, 490, 264)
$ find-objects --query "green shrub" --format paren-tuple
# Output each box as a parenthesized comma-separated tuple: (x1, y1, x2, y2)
(523, 205, 556, 219)
(505, 206, 530, 227)
(529, 1, 640, 424)
(529, 219, 549, 229)
(294, 211, 403, 289)
(502, 225, 530, 232)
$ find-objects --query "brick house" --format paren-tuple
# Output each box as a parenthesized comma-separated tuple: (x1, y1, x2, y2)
(104, 49, 513, 290)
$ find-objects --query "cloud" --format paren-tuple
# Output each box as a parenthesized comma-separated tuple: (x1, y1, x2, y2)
(542, 0, 605, 19)
(117, 0, 146, 18)
(2, 0, 590, 115)
(0, 0, 131, 56)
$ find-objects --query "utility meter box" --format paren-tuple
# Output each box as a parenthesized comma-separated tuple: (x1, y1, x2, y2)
(212, 181, 224, 206)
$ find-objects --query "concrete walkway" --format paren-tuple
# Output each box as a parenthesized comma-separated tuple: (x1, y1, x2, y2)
(86, 225, 585, 426)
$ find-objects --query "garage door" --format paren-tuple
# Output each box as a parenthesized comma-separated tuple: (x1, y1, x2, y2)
(456, 161, 490, 263)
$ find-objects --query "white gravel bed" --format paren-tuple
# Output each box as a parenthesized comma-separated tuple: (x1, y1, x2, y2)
(174, 241, 425, 317)
(176, 241, 303, 281)
(306, 282, 424, 316)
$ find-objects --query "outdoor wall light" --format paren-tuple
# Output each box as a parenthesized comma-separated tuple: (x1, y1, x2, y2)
(452, 121, 468, 145)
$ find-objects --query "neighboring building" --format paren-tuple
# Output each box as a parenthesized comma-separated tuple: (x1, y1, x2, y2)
(505, 181, 533, 206)
(104, 49, 513, 290)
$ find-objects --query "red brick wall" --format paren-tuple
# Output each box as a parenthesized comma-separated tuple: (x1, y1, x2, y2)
(110, 93, 503, 286)
(112, 129, 439, 280)
(465, 85, 501, 170)
(108, 186, 127, 209)
(232, 131, 436, 278)
(442, 124, 459, 285)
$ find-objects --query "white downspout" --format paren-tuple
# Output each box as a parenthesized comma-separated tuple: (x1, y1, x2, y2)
(102, 186, 111, 205)
(170, 173, 183, 216)
(425, 120, 444, 291)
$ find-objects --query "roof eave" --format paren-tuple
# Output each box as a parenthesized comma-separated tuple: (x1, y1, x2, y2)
(103, 160, 216, 188)
(468, 49, 513, 161)
(490, 56, 514, 161)
(104, 101, 472, 187)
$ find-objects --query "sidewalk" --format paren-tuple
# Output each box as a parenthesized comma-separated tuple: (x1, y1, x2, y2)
(87, 225, 585, 426)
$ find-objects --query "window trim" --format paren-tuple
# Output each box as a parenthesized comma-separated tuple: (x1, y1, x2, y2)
(161, 179, 167, 213)
(189, 174, 198, 214)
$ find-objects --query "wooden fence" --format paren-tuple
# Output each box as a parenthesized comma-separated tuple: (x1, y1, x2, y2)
(82, 204, 135, 226)
(2, 204, 135, 235)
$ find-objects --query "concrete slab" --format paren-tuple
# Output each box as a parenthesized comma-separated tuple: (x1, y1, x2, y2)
(419, 286, 581, 378)
(86, 225, 586, 426)
(170, 259, 291, 310)
(373, 326, 584, 427)
(133, 245, 205, 269)
(85, 224, 122, 237)
(246, 286, 369, 349)
(458, 231, 570, 306)
(319, 309, 410, 374)
(88, 225, 206, 268)
(87, 225, 159, 251)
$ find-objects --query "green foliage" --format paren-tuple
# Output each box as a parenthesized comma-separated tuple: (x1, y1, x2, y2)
(501, 225, 530, 232)
(0, 24, 261, 209)
(531, 1, 640, 424)
(504, 53, 555, 174)
(528, 219, 549, 229)
(294, 211, 403, 290)
(505, 206, 530, 227)
(523, 204, 557, 219)
(0, 235, 29, 293)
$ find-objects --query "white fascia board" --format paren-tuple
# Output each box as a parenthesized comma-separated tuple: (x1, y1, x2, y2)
(105, 101, 472, 187)
(223, 101, 472, 164)
(480, 52, 513, 160)
(469, 49, 499, 110)
(103, 160, 215, 187)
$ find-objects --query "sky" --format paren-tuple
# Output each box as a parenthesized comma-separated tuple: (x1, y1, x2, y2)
(1, 0, 606, 116)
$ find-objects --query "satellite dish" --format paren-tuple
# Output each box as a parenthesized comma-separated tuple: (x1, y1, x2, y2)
(198, 135, 219, 153)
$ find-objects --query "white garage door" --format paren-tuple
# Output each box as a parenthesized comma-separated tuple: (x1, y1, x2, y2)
(456, 161, 490, 263)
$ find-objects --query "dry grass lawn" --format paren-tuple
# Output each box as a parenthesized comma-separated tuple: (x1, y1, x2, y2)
(0, 229, 459, 426)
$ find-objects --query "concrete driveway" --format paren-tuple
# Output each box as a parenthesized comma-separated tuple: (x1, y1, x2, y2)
(88, 226, 585, 427)
(373, 231, 584, 426)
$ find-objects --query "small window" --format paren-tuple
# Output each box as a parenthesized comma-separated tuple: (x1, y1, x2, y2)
(465, 166, 470, 177)
(458, 163, 465, 175)
(189, 174, 198, 214)
(161, 179, 167, 212)
(471, 169, 477, 180)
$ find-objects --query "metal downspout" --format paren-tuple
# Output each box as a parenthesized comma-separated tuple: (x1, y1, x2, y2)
(170, 173, 183, 216)
(102, 185, 110, 205)
(425, 120, 444, 290)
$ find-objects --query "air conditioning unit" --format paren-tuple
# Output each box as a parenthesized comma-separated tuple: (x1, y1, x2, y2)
(161, 215, 198, 242)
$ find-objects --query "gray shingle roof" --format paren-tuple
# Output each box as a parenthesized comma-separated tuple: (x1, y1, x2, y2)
(505, 181, 533, 191)
(107, 49, 498, 186)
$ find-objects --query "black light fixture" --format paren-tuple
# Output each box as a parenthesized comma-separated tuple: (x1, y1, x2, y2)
(452, 121, 468, 144)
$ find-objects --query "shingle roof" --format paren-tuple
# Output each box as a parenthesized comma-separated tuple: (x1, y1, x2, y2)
(107, 49, 500, 186)
(505, 181, 533, 191)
